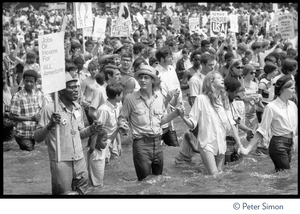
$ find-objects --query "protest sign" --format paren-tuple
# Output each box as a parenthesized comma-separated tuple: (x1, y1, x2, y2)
(293, 11, 298, 30)
(39, 32, 65, 95)
(270, 15, 279, 34)
(272, 3, 278, 12)
(74, 3, 93, 29)
(48, 3, 67, 10)
(111, 3, 132, 37)
(38, 31, 65, 162)
(229, 14, 239, 33)
(210, 11, 228, 37)
(111, 19, 132, 37)
(172, 17, 181, 31)
(278, 13, 295, 39)
(162, 3, 176, 10)
(189, 17, 200, 33)
(148, 24, 157, 36)
(83, 26, 93, 37)
(135, 12, 145, 25)
(93, 17, 107, 40)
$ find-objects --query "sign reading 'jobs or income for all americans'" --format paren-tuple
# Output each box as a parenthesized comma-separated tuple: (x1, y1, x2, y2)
(39, 32, 66, 94)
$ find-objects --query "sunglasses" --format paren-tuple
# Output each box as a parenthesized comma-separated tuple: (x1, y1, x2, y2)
(250, 72, 256, 75)
(235, 66, 244, 69)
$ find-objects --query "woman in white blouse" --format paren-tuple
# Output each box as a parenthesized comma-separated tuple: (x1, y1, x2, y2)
(178, 70, 246, 176)
(243, 75, 298, 172)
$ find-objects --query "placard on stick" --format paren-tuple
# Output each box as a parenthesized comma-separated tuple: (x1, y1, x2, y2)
(39, 32, 66, 95)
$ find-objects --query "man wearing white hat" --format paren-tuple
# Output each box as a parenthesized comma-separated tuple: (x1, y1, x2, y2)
(119, 65, 183, 181)
(34, 72, 102, 195)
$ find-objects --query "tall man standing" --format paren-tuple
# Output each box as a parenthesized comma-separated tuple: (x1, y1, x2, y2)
(34, 72, 102, 195)
(119, 65, 182, 181)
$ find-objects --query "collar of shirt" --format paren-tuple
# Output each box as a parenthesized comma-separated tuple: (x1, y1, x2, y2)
(275, 97, 290, 109)
(135, 90, 158, 100)
(156, 64, 169, 73)
(105, 99, 120, 110)
(58, 99, 81, 113)
(19, 88, 37, 97)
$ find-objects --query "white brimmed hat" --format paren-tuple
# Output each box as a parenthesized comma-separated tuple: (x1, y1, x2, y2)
(134, 65, 160, 84)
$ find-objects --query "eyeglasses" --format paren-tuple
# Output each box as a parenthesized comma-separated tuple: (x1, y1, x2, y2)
(250, 72, 256, 75)
(235, 66, 244, 69)
(67, 85, 79, 91)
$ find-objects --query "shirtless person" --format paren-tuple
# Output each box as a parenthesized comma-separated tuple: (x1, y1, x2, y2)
(81, 60, 100, 125)
(119, 52, 140, 102)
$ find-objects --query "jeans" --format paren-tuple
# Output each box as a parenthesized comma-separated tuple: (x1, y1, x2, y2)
(132, 136, 163, 181)
(15, 136, 35, 151)
(269, 136, 293, 172)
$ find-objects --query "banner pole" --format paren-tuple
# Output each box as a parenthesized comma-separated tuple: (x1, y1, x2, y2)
(54, 91, 61, 163)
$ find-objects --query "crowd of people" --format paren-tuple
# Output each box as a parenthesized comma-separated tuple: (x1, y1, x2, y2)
(2, 3, 298, 195)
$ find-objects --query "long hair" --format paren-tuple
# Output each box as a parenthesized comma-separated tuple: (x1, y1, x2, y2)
(227, 59, 243, 78)
(202, 71, 230, 110)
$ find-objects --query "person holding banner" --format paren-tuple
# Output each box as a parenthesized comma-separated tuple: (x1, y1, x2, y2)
(34, 72, 103, 195)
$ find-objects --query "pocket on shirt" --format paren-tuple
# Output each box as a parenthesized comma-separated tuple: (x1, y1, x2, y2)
(134, 109, 146, 116)
(153, 109, 163, 116)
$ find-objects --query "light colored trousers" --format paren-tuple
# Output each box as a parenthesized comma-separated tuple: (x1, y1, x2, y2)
(50, 158, 89, 195)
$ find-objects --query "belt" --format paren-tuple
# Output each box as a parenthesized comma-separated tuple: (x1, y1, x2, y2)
(272, 135, 293, 141)
(134, 135, 161, 141)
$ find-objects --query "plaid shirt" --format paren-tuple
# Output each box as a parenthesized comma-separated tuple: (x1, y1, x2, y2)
(10, 88, 40, 139)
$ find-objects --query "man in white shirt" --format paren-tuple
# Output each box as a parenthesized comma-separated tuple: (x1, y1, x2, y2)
(155, 47, 182, 147)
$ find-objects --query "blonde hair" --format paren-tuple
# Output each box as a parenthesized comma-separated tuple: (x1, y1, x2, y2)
(202, 71, 230, 110)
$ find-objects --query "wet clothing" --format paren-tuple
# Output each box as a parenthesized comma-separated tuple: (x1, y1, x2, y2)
(132, 136, 163, 181)
(269, 136, 293, 172)
(121, 90, 166, 180)
(257, 97, 297, 171)
(34, 100, 94, 195)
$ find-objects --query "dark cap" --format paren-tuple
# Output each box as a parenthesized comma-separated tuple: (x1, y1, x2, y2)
(23, 69, 39, 81)
(274, 75, 293, 96)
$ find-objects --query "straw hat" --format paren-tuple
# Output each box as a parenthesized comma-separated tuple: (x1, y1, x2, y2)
(134, 65, 159, 84)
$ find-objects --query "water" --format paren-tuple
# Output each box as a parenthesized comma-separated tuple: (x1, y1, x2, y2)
(87, 136, 298, 195)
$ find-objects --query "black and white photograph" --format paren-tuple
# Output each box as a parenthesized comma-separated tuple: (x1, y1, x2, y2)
(2, 2, 298, 205)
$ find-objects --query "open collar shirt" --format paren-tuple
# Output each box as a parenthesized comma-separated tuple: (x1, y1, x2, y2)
(257, 97, 298, 139)
(188, 94, 235, 155)
(96, 100, 122, 138)
(120, 90, 166, 139)
(10, 88, 40, 139)
(35, 100, 93, 161)
(155, 64, 182, 103)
